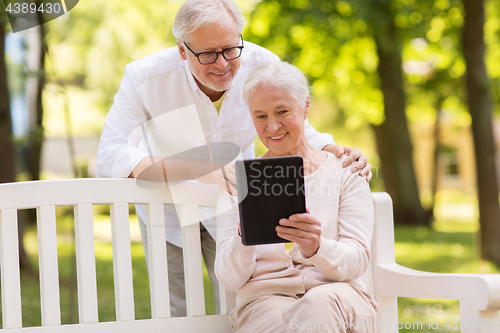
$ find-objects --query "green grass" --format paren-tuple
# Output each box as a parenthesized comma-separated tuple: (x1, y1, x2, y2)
(394, 218, 499, 332)
(4, 208, 499, 329)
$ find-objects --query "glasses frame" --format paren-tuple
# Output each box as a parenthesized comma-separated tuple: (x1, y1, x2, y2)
(183, 35, 244, 65)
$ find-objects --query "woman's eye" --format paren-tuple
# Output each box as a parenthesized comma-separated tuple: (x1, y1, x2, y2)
(256, 115, 266, 119)
(278, 110, 288, 115)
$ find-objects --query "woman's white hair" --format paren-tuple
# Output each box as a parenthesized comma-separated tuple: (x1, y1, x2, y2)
(243, 62, 311, 108)
(173, 0, 246, 43)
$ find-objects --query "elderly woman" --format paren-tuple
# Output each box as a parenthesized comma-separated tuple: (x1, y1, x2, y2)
(214, 62, 379, 333)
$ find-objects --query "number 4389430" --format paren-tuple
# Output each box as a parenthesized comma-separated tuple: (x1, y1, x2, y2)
(5, 2, 63, 14)
(444, 319, 499, 330)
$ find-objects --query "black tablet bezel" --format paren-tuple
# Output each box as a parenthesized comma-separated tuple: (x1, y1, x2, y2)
(235, 156, 306, 246)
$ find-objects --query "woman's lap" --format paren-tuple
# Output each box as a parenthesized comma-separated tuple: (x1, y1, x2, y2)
(231, 283, 379, 333)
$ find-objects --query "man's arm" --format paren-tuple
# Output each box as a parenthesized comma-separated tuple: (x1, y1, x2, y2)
(96, 68, 150, 179)
(96, 67, 236, 190)
(129, 156, 237, 193)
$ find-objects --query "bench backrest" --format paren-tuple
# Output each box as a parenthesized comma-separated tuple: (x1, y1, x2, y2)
(0, 178, 388, 332)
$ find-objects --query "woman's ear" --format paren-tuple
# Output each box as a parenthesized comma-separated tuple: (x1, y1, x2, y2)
(304, 95, 311, 119)
(177, 40, 188, 60)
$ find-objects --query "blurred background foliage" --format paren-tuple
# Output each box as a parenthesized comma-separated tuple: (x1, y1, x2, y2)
(1, 0, 500, 327)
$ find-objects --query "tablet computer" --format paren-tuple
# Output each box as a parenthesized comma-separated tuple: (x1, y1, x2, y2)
(235, 156, 306, 246)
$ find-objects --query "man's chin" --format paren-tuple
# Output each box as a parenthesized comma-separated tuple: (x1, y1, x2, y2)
(207, 81, 232, 93)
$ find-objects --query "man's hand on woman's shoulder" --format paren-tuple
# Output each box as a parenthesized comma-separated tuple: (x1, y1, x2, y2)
(322, 144, 373, 182)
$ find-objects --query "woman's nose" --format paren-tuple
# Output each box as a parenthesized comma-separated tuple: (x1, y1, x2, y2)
(267, 119, 281, 132)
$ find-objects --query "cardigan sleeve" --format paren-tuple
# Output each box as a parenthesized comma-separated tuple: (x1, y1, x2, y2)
(214, 206, 257, 291)
(307, 167, 374, 281)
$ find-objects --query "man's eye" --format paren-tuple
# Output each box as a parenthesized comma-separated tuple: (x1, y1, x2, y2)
(199, 52, 215, 59)
(256, 115, 266, 119)
(278, 110, 288, 115)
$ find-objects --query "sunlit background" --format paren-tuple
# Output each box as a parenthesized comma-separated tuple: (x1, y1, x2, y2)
(2, 0, 500, 329)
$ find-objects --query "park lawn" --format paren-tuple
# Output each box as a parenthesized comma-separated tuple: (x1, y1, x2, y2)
(395, 219, 499, 332)
(4, 212, 499, 329)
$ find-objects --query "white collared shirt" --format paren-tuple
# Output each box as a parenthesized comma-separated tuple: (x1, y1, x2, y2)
(96, 41, 335, 247)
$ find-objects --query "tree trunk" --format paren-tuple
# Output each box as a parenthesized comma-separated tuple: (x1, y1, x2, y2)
(0, 16, 16, 184)
(370, 3, 430, 226)
(2, 18, 37, 277)
(462, 0, 500, 265)
(25, 14, 46, 182)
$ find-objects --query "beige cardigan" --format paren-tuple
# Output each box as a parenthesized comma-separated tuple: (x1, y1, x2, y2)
(215, 153, 375, 306)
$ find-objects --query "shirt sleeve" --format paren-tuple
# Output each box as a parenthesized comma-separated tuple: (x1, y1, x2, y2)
(214, 206, 257, 291)
(307, 166, 374, 281)
(96, 68, 150, 178)
(303, 119, 336, 150)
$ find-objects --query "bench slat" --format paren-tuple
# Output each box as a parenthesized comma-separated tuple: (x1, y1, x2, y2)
(219, 288, 236, 316)
(74, 204, 99, 324)
(0, 209, 23, 328)
(180, 204, 206, 317)
(146, 203, 170, 319)
(110, 203, 135, 321)
(0, 314, 232, 333)
(37, 205, 62, 326)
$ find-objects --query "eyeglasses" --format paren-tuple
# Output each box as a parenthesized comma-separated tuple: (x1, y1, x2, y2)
(183, 36, 244, 65)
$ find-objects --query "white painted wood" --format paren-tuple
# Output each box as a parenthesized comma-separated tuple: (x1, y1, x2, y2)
(180, 204, 206, 317)
(37, 205, 61, 326)
(1, 179, 499, 333)
(0, 209, 23, 328)
(110, 203, 135, 321)
(368, 192, 399, 326)
(219, 288, 236, 315)
(459, 304, 500, 333)
(370, 192, 500, 332)
(0, 179, 223, 210)
(0, 315, 232, 333)
(146, 202, 170, 319)
(74, 204, 99, 324)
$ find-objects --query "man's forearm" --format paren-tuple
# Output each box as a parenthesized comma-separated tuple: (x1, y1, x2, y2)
(129, 156, 223, 183)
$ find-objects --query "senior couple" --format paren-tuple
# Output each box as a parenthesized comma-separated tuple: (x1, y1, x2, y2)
(97, 0, 379, 331)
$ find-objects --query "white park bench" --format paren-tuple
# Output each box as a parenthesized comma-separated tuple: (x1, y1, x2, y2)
(0, 178, 499, 332)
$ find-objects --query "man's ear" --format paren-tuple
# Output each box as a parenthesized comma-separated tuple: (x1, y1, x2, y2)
(177, 40, 188, 60)
(304, 95, 311, 119)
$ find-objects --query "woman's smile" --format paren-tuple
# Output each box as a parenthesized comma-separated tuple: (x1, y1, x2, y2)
(269, 132, 288, 142)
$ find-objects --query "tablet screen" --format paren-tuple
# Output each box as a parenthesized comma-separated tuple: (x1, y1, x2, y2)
(235, 156, 306, 246)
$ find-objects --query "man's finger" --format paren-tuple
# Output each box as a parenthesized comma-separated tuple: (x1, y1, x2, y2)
(352, 156, 368, 173)
(358, 162, 372, 176)
(366, 171, 373, 183)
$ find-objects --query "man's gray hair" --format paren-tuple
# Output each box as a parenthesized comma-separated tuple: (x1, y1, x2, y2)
(243, 62, 311, 109)
(173, 0, 246, 43)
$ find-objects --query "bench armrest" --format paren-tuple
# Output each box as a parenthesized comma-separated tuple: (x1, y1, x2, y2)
(375, 263, 500, 312)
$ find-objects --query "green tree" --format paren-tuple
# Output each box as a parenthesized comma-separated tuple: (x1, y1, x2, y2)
(461, 0, 500, 266)
(246, 0, 429, 225)
(0, 11, 16, 184)
(358, 0, 429, 225)
(25, 10, 46, 182)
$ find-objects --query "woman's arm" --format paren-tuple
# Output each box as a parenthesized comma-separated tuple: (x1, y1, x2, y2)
(214, 207, 257, 291)
(299, 169, 374, 281)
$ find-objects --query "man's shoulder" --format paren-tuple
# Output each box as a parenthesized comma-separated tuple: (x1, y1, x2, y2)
(241, 41, 281, 66)
(125, 46, 184, 84)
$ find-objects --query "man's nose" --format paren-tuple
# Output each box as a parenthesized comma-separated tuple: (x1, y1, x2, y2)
(213, 54, 228, 68)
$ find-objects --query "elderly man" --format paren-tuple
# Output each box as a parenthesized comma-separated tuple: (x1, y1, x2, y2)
(96, 0, 372, 317)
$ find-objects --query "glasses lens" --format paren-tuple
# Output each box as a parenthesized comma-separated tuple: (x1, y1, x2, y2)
(223, 47, 242, 60)
(198, 52, 217, 64)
